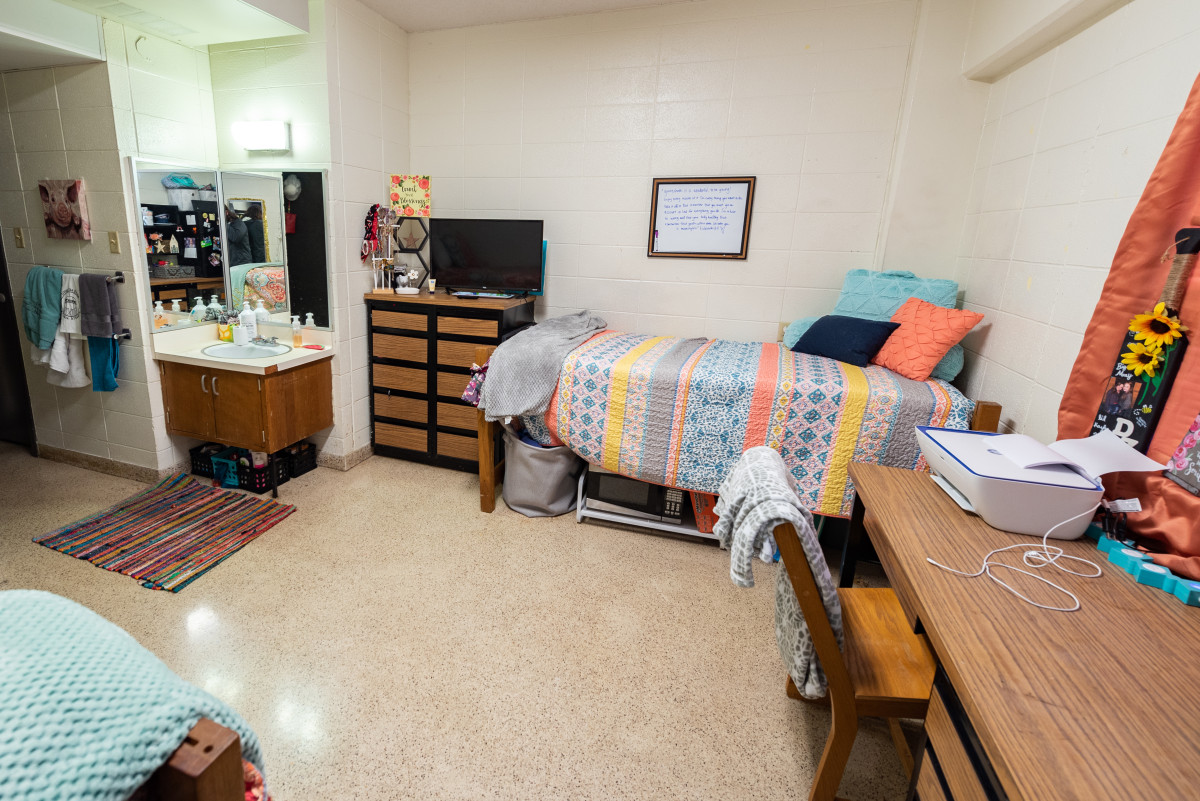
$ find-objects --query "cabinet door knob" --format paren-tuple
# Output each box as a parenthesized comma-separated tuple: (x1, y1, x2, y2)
(201, 375, 208, 393)
(212, 376, 219, 396)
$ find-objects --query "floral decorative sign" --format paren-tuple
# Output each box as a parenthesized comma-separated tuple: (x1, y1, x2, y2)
(389, 174, 430, 218)
(1166, 413, 1200, 495)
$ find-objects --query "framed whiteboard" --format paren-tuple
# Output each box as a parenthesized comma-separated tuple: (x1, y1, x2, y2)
(647, 176, 756, 259)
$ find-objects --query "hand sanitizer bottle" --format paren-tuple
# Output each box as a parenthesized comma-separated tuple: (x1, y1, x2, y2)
(254, 299, 270, 323)
(190, 297, 206, 323)
(291, 314, 303, 347)
(209, 295, 222, 313)
(239, 301, 258, 339)
(304, 312, 315, 329)
(153, 300, 166, 329)
(170, 298, 181, 313)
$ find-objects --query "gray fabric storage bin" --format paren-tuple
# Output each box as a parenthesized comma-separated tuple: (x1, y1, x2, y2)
(502, 429, 584, 517)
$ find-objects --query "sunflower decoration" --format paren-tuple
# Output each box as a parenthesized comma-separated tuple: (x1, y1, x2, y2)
(1121, 342, 1163, 377)
(1129, 301, 1188, 349)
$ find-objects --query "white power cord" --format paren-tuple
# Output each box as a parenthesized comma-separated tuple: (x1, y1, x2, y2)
(926, 504, 1103, 612)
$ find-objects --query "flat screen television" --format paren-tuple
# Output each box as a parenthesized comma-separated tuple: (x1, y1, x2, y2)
(429, 218, 544, 293)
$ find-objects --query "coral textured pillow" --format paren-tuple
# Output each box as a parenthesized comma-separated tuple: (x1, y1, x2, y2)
(871, 298, 983, 381)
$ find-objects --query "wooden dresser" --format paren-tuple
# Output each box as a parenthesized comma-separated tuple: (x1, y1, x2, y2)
(365, 290, 534, 472)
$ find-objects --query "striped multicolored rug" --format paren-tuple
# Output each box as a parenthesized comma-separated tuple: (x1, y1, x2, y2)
(35, 473, 295, 592)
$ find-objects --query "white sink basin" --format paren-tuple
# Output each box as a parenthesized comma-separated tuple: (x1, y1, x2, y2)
(202, 342, 292, 359)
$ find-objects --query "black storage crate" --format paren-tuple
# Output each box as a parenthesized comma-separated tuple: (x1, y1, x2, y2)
(238, 451, 290, 494)
(189, 442, 224, 479)
(287, 441, 316, 478)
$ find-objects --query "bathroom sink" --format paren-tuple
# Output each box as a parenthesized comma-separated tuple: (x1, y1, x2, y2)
(201, 342, 292, 359)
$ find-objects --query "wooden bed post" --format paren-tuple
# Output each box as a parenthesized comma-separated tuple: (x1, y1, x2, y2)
(148, 718, 242, 801)
(475, 345, 502, 513)
(970, 400, 1002, 433)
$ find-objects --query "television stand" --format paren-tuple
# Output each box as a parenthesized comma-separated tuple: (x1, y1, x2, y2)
(363, 289, 534, 474)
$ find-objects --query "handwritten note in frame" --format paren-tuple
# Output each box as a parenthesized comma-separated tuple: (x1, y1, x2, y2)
(647, 177, 755, 260)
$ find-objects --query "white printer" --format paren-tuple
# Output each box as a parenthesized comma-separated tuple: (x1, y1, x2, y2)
(915, 427, 1166, 540)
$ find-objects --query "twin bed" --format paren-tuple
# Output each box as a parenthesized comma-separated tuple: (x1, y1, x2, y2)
(474, 331, 999, 516)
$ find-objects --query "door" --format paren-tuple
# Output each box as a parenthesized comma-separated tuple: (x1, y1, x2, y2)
(0, 236, 36, 451)
(211, 369, 264, 449)
(162, 362, 215, 440)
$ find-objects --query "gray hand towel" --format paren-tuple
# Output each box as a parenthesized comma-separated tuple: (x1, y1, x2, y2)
(106, 279, 122, 336)
(79, 274, 113, 338)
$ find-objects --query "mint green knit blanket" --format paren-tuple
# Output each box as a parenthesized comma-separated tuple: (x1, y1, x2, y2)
(0, 591, 264, 800)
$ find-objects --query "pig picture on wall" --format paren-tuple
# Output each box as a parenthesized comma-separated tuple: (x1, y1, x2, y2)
(39, 178, 91, 241)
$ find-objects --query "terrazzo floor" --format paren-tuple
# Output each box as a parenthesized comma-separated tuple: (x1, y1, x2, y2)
(0, 442, 908, 800)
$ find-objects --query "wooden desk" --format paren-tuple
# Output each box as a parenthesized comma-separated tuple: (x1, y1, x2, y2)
(848, 462, 1200, 801)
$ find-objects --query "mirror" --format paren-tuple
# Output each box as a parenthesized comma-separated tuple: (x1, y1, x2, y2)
(130, 158, 222, 332)
(217, 170, 331, 329)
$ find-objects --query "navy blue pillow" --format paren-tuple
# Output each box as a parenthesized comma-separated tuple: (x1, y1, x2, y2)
(791, 315, 900, 367)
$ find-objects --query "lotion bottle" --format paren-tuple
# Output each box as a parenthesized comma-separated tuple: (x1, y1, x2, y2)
(209, 295, 222, 313)
(239, 301, 258, 339)
(190, 296, 206, 323)
(304, 312, 315, 329)
(153, 300, 166, 329)
(291, 315, 303, 346)
(255, 299, 270, 324)
(170, 298, 181, 313)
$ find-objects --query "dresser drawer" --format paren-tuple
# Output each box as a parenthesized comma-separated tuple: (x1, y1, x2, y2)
(374, 333, 427, 363)
(437, 316, 497, 338)
(437, 402, 477, 431)
(376, 422, 427, 452)
(916, 748, 949, 801)
(437, 340, 479, 368)
(375, 393, 427, 423)
(437, 431, 477, 462)
(925, 686, 988, 801)
(373, 309, 426, 332)
(437, 371, 471, 398)
(374, 364, 426, 393)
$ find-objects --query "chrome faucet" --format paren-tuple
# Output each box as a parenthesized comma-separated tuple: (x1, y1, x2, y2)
(250, 335, 280, 347)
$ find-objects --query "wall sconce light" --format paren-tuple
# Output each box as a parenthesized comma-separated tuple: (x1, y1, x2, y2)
(232, 121, 291, 152)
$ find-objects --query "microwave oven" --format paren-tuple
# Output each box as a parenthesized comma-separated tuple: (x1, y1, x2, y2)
(584, 465, 684, 523)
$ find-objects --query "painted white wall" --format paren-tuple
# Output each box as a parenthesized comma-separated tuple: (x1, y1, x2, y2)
(963, 0, 1131, 81)
(955, 0, 1200, 441)
(0, 19, 217, 473)
(879, 0, 989, 279)
(407, 0, 921, 342)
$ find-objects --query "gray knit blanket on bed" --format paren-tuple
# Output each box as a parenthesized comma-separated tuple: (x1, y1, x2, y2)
(714, 446, 843, 699)
(478, 310, 606, 422)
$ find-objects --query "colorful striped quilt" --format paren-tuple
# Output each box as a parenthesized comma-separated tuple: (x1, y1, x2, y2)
(523, 332, 974, 518)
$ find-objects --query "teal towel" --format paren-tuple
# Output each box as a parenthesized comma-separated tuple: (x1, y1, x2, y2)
(22, 265, 63, 349)
(0, 590, 265, 800)
(88, 336, 120, 391)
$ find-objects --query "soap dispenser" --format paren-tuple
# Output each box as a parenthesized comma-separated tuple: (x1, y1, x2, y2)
(209, 295, 222, 313)
(153, 300, 166, 329)
(190, 297, 206, 323)
(254, 299, 270, 324)
(170, 298, 181, 313)
(239, 301, 258, 339)
(291, 314, 303, 347)
(304, 312, 315, 329)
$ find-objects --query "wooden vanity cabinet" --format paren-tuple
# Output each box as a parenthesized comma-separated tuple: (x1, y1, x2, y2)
(160, 356, 333, 452)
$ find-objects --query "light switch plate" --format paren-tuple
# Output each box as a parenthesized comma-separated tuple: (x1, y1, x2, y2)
(108, 231, 121, 253)
(13, 227, 24, 248)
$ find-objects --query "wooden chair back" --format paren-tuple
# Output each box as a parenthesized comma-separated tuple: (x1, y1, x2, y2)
(774, 521, 859, 801)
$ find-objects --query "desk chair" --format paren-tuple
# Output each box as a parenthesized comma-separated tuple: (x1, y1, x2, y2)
(774, 522, 937, 801)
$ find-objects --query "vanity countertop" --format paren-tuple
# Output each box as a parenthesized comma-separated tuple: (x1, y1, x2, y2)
(151, 324, 335, 375)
